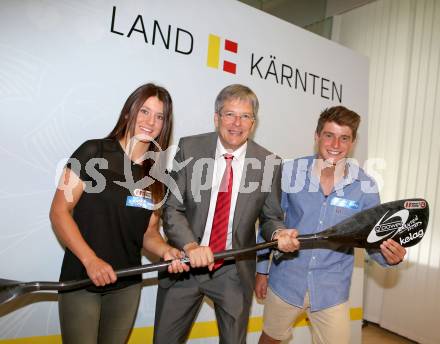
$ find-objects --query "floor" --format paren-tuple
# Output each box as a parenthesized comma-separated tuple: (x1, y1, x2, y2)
(362, 322, 417, 344)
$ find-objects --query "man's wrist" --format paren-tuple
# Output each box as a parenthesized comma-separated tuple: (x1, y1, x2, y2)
(183, 242, 199, 254)
(271, 228, 284, 240)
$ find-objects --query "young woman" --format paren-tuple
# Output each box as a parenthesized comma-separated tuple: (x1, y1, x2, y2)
(50, 83, 188, 344)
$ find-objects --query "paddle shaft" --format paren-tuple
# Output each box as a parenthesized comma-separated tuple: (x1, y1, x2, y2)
(9, 235, 334, 294)
(16, 240, 278, 293)
(4, 236, 330, 295)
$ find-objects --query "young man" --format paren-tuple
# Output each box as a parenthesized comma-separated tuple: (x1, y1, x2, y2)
(256, 106, 406, 344)
(153, 84, 300, 344)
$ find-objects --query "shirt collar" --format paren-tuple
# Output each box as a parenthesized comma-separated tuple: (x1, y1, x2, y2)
(215, 139, 247, 161)
(306, 155, 363, 189)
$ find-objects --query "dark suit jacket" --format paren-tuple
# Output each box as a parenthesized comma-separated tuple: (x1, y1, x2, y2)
(160, 132, 285, 303)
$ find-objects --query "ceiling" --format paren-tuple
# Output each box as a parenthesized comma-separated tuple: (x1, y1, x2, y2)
(238, 0, 377, 38)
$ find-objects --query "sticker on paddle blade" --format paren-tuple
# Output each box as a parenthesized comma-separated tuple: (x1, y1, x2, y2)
(403, 200, 427, 209)
(367, 199, 428, 247)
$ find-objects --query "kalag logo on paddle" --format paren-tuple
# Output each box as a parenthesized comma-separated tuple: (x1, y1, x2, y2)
(367, 209, 424, 245)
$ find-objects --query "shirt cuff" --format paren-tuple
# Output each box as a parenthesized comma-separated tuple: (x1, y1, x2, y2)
(271, 228, 283, 240)
(256, 258, 270, 274)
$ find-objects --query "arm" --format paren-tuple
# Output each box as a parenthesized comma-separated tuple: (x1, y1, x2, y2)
(259, 159, 285, 240)
(255, 179, 295, 299)
(256, 226, 271, 274)
(255, 227, 270, 299)
(49, 168, 116, 286)
(259, 159, 299, 252)
(142, 211, 189, 273)
(162, 139, 214, 269)
(162, 139, 198, 248)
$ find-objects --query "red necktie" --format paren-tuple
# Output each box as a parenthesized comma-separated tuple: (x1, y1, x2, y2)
(209, 154, 234, 270)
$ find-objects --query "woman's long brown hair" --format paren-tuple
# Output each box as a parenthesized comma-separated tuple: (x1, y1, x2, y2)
(107, 83, 173, 206)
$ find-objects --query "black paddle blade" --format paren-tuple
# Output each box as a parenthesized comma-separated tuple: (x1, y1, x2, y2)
(310, 198, 429, 248)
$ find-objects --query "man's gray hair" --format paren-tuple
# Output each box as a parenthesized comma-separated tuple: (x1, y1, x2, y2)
(215, 84, 259, 117)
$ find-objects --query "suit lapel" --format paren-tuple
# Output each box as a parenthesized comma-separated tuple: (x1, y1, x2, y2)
(195, 133, 218, 237)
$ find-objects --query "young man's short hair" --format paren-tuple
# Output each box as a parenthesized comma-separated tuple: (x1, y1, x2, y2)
(316, 106, 361, 140)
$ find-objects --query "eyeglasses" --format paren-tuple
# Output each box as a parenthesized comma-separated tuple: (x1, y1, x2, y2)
(219, 111, 255, 123)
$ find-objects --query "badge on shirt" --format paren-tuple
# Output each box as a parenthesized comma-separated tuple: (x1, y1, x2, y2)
(330, 197, 359, 209)
(126, 189, 154, 210)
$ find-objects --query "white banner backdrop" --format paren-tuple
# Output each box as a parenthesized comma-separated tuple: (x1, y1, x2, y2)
(0, 1, 368, 343)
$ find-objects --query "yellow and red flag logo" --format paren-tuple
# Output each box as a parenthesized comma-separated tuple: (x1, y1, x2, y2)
(206, 34, 238, 74)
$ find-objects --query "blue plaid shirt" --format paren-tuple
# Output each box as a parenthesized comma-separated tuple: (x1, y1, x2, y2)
(257, 156, 389, 311)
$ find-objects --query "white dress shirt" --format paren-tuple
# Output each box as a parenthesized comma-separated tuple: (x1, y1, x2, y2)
(200, 139, 247, 250)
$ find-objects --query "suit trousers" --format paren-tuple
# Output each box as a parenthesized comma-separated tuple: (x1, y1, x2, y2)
(154, 264, 252, 344)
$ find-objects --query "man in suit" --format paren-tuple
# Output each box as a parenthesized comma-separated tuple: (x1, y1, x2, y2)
(153, 84, 300, 344)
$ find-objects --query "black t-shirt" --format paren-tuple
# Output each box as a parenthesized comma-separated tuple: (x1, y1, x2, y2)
(59, 138, 152, 292)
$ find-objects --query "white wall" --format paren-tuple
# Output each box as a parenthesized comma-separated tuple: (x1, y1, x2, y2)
(0, 1, 369, 342)
(333, 1, 440, 343)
